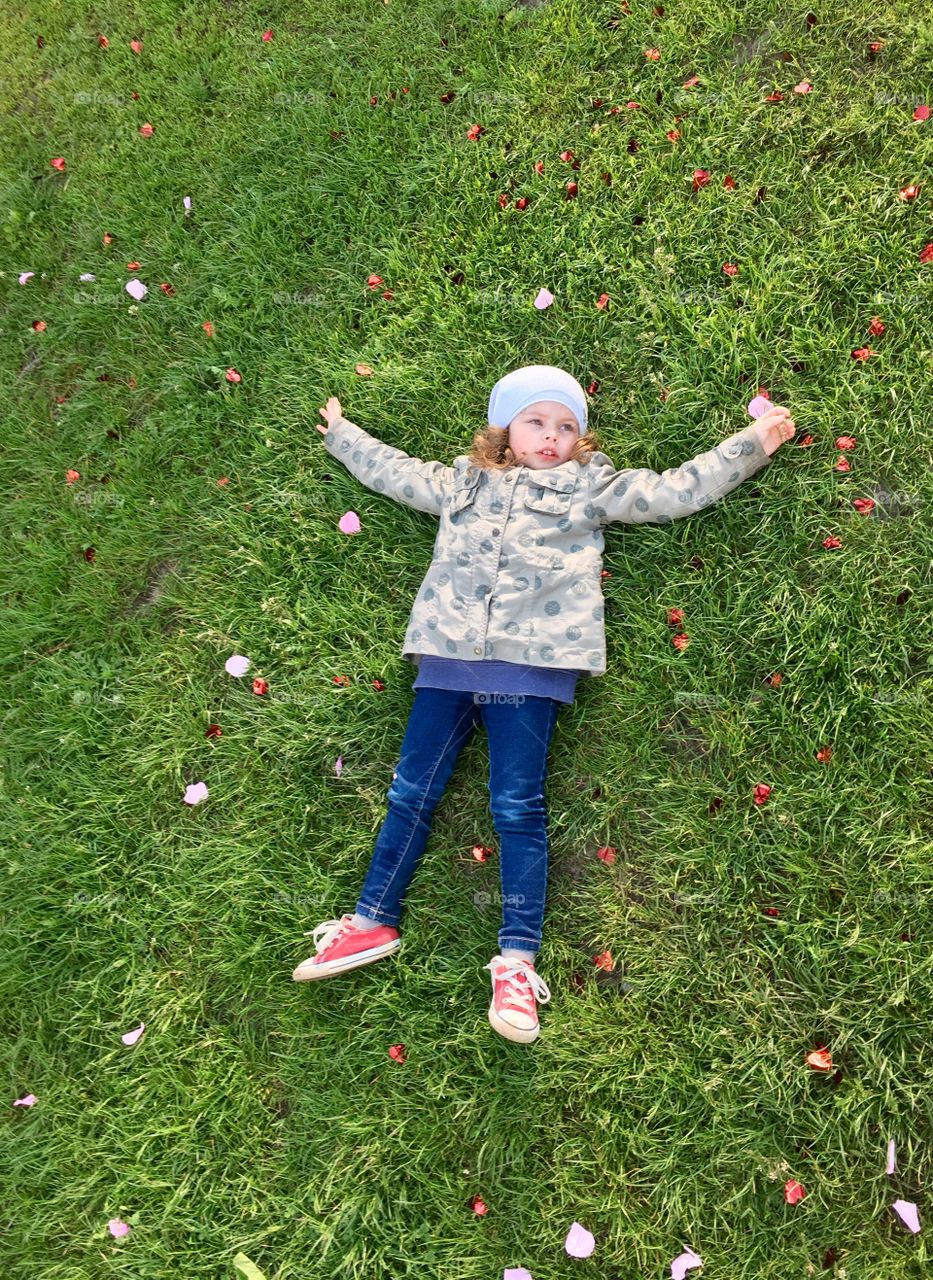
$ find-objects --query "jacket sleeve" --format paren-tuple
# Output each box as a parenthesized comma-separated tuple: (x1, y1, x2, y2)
(321, 414, 456, 517)
(587, 423, 774, 526)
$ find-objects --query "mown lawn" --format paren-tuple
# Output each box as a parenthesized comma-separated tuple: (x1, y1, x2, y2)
(2, 1, 932, 1277)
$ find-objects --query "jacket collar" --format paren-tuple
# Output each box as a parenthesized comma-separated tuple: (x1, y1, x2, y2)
(454, 455, 581, 482)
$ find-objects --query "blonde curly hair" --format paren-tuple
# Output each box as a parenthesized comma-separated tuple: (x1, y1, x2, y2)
(466, 424, 603, 471)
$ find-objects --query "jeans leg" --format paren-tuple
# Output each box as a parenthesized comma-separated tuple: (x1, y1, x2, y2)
(481, 693, 561, 955)
(354, 688, 479, 927)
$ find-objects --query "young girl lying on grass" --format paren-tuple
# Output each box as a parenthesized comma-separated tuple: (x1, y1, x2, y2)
(292, 365, 795, 1045)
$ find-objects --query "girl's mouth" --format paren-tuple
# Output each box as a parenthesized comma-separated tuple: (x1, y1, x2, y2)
(539, 450, 557, 458)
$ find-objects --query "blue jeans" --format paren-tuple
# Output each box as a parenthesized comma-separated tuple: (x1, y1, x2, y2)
(354, 687, 562, 955)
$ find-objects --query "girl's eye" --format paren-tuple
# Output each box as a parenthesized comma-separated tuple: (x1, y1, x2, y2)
(531, 418, 574, 430)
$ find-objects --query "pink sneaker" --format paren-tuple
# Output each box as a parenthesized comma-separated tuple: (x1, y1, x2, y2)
(292, 914, 401, 982)
(484, 954, 551, 1043)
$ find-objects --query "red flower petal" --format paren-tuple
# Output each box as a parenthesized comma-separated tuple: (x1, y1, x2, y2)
(596, 846, 617, 865)
(784, 1179, 806, 1205)
(913, 104, 930, 121)
(753, 782, 771, 805)
(806, 1047, 832, 1071)
(206, 724, 222, 738)
(50, 157, 66, 171)
(138, 122, 154, 137)
(852, 497, 875, 514)
(252, 678, 269, 695)
(388, 1043, 407, 1062)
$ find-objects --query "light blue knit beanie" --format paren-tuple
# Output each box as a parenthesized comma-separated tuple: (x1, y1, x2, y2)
(487, 364, 588, 436)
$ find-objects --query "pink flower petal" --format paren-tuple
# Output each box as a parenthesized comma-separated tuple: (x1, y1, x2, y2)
(335, 755, 344, 777)
(124, 278, 147, 301)
(913, 105, 930, 122)
(108, 1217, 131, 1237)
(893, 1199, 921, 1233)
(886, 1138, 896, 1175)
(79, 272, 96, 282)
(183, 782, 209, 806)
(564, 1222, 595, 1258)
(747, 394, 772, 418)
(120, 1022, 145, 1046)
(13, 1093, 38, 1107)
(504, 1270, 534, 1280)
(338, 510, 361, 534)
(534, 287, 554, 309)
(18, 272, 35, 285)
(671, 1248, 703, 1280)
(225, 654, 251, 677)
(183, 196, 192, 212)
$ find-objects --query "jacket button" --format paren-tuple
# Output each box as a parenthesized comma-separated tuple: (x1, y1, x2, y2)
(473, 646, 482, 654)
(492, 528, 500, 536)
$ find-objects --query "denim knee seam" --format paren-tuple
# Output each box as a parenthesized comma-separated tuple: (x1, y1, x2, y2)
(368, 704, 476, 919)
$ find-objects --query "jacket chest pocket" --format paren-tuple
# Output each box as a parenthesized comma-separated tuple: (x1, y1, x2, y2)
(522, 476, 576, 517)
(449, 473, 482, 515)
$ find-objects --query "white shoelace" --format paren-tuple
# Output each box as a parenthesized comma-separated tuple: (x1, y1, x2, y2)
(489, 957, 552, 1006)
(303, 916, 352, 952)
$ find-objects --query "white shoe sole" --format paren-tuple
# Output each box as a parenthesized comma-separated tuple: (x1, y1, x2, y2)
(488, 1004, 540, 1044)
(292, 936, 401, 982)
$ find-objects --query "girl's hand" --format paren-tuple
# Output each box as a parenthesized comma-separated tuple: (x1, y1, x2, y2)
(751, 404, 796, 456)
(316, 396, 343, 434)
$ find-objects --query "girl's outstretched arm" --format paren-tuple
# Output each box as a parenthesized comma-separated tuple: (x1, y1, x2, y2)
(585, 411, 791, 527)
(316, 399, 455, 517)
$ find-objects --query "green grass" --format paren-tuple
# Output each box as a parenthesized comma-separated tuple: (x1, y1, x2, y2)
(2, 0, 933, 1276)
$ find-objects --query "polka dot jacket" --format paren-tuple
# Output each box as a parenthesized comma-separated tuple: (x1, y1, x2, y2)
(322, 415, 774, 677)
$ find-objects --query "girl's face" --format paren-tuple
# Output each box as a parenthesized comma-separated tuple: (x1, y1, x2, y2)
(505, 401, 581, 469)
